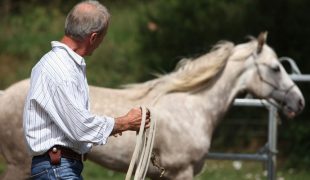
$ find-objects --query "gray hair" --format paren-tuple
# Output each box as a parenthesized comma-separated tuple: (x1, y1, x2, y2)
(65, 0, 110, 41)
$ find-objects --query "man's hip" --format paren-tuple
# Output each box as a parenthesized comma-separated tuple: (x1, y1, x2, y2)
(31, 155, 84, 179)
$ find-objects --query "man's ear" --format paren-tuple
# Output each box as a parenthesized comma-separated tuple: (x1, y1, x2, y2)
(89, 32, 98, 44)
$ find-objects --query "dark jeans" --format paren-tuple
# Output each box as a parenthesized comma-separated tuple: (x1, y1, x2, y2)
(31, 155, 83, 180)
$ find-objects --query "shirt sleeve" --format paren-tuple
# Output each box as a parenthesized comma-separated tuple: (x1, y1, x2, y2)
(47, 80, 115, 145)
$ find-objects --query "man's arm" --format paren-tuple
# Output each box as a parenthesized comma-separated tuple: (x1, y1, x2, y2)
(110, 108, 151, 136)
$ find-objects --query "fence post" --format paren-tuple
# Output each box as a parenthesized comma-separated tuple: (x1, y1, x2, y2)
(267, 105, 278, 180)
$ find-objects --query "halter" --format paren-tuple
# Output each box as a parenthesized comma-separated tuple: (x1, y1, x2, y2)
(251, 52, 296, 109)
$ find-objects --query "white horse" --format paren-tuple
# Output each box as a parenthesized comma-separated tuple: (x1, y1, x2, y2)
(0, 33, 305, 180)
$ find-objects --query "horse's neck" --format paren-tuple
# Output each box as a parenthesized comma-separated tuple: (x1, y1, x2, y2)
(198, 59, 247, 126)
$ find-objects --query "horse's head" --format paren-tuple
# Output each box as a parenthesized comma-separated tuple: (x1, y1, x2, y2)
(243, 32, 304, 118)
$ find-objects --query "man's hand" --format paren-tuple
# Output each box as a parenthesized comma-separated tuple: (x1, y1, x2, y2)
(110, 107, 151, 136)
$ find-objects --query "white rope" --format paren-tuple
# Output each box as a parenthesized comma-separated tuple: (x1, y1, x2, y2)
(125, 106, 157, 180)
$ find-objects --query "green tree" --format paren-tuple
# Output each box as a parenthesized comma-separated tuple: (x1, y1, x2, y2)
(138, 0, 250, 72)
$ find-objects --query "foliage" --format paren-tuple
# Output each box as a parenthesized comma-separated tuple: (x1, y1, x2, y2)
(138, 0, 310, 74)
(86, 3, 148, 87)
(0, 1, 147, 88)
(0, 4, 64, 88)
(138, 0, 250, 72)
(279, 118, 310, 169)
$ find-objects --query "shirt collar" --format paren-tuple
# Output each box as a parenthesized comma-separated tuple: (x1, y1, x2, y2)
(51, 41, 86, 67)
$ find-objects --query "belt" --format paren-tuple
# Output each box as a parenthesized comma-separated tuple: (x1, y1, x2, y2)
(52, 146, 87, 161)
(36, 146, 87, 165)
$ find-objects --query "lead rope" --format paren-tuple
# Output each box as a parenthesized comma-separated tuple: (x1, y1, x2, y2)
(125, 94, 163, 180)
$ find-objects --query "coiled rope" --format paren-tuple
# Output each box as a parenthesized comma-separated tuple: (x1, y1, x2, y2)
(125, 106, 157, 180)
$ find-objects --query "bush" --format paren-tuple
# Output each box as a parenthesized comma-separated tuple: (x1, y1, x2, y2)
(137, 0, 250, 72)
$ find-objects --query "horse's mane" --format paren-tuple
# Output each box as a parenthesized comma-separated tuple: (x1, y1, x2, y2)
(126, 40, 257, 97)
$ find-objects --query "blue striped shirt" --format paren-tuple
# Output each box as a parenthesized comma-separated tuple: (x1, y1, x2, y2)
(23, 41, 115, 156)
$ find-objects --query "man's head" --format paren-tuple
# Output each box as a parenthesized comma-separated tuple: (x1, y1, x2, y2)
(64, 0, 110, 56)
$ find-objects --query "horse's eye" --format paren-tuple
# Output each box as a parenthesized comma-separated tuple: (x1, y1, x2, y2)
(272, 65, 280, 72)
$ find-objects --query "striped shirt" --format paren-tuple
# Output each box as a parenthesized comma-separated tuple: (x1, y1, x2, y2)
(23, 41, 115, 156)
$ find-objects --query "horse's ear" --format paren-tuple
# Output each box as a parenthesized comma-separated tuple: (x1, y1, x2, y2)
(257, 31, 268, 54)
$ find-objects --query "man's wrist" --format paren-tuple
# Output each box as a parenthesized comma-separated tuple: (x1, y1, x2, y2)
(111, 116, 128, 135)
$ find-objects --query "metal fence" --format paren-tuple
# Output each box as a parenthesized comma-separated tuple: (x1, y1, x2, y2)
(206, 57, 310, 180)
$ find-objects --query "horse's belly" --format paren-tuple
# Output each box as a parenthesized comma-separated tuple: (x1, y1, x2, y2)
(88, 132, 136, 171)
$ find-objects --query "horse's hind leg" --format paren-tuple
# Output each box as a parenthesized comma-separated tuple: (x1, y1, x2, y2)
(0, 143, 31, 180)
(0, 164, 29, 180)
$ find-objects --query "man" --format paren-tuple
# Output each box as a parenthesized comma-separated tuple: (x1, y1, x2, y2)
(23, 1, 150, 179)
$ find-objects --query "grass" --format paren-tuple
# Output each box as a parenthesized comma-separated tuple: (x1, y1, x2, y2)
(83, 161, 125, 180)
(1, 159, 306, 179)
(197, 160, 310, 180)
(0, 136, 309, 180)
(83, 160, 310, 180)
